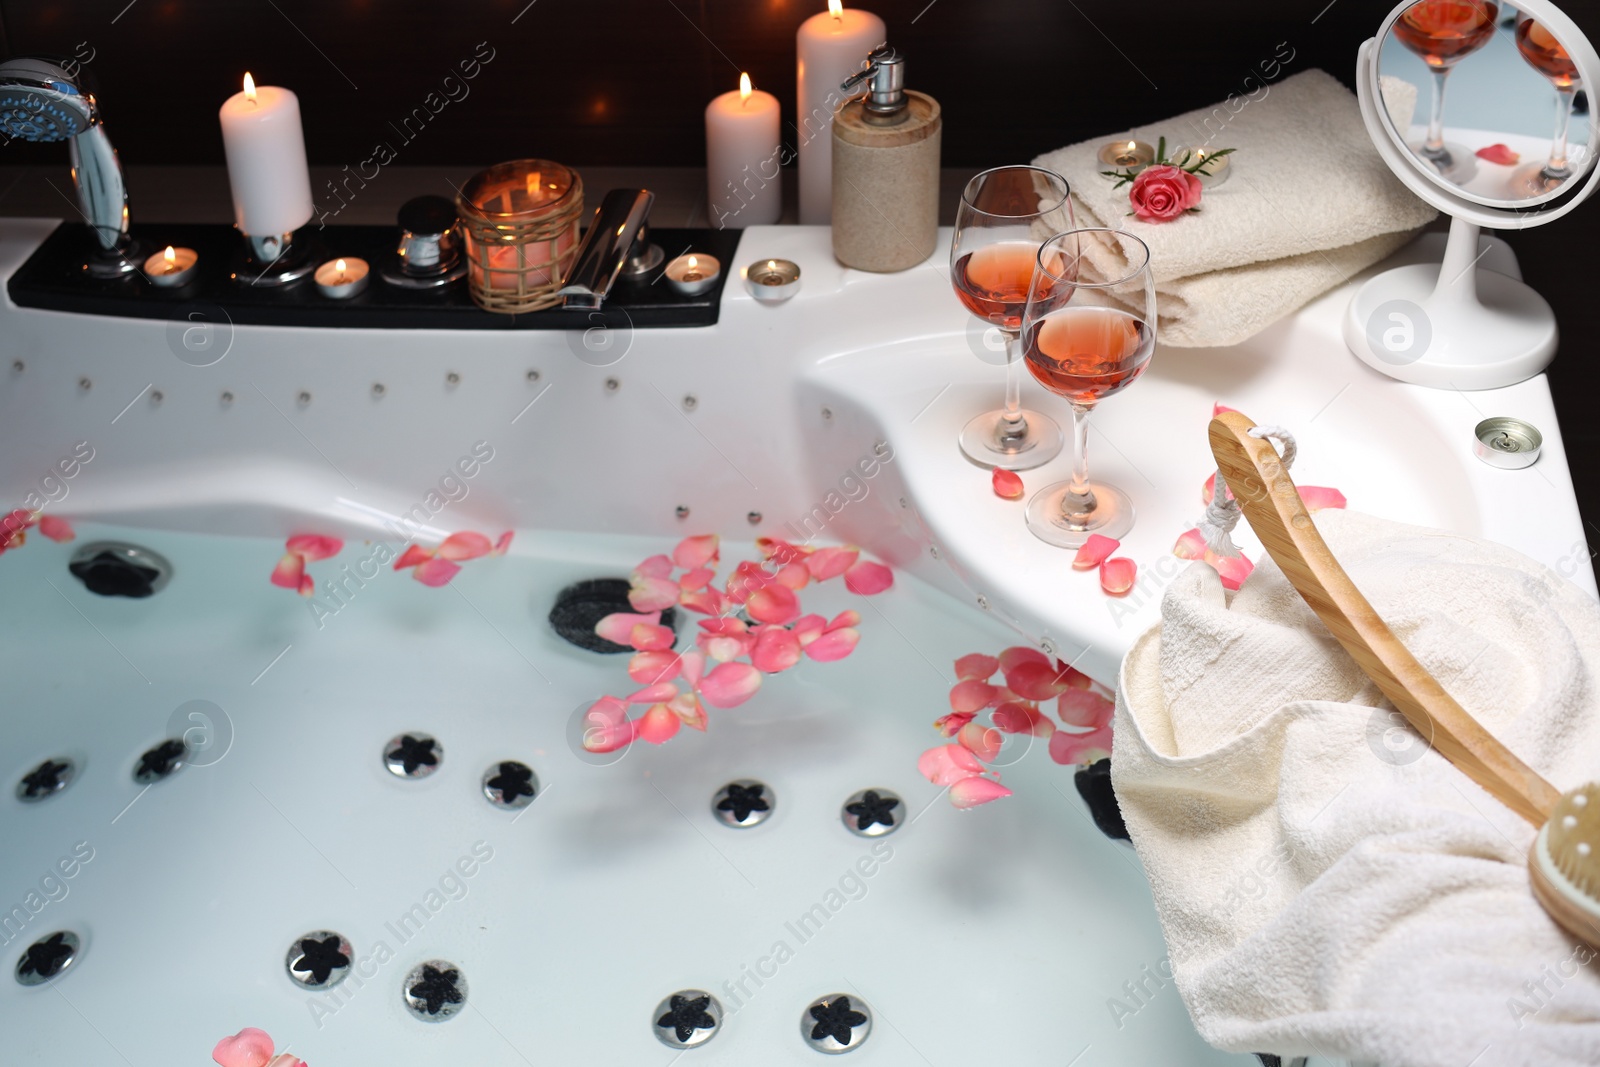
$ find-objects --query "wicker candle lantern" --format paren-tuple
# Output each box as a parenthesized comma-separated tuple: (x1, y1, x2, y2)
(456, 160, 584, 314)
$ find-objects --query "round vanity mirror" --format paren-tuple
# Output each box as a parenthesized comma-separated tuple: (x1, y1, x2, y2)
(1345, 0, 1600, 389)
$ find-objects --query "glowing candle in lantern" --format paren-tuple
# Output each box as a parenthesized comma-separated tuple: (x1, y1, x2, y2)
(705, 72, 782, 227)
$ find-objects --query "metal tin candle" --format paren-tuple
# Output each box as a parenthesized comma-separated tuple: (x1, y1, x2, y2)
(144, 245, 198, 287)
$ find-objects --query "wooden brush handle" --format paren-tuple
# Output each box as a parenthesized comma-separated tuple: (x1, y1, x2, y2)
(1208, 412, 1560, 827)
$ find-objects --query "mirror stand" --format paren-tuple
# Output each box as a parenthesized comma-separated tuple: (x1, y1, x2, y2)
(1343, 214, 1558, 389)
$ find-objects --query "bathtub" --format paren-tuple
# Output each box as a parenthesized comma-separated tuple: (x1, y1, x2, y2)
(0, 218, 1587, 1065)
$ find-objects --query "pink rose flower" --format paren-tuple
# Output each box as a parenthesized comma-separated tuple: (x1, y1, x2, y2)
(1128, 165, 1202, 222)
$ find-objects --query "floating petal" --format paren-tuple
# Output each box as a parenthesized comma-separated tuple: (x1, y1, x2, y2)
(286, 534, 342, 561)
(756, 535, 805, 564)
(678, 587, 724, 615)
(1099, 557, 1137, 597)
(954, 653, 1000, 681)
(792, 614, 828, 646)
(776, 561, 812, 589)
(628, 650, 681, 685)
(1057, 687, 1115, 729)
(627, 680, 680, 705)
(414, 557, 462, 587)
(628, 574, 680, 612)
(270, 552, 306, 591)
(669, 690, 708, 731)
(1072, 534, 1120, 571)
(826, 609, 861, 631)
(806, 545, 859, 581)
(992, 468, 1024, 499)
(699, 662, 763, 708)
(673, 533, 720, 569)
(36, 515, 75, 542)
(628, 622, 676, 651)
(594, 610, 662, 646)
(677, 649, 707, 688)
(843, 559, 894, 595)
(636, 553, 675, 579)
(393, 544, 433, 570)
(636, 703, 681, 745)
(958, 721, 1003, 763)
(212, 1028, 275, 1067)
(679, 566, 715, 591)
(580, 696, 637, 753)
(751, 626, 803, 672)
(1005, 661, 1071, 701)
(437, 531, 493, 560)
(950, 679, 1001, 713)
(950, 776, 1013, 808)
(992, 700, 1056, 737)
(747, 584, 800, 625)
(1049, 724, 1113, 765)
(918, 743, 985, 786)
(804, 626, 859, 662)
(297, 574, 315, 597)
(493, 530, 514, 555)
(933, 710, 976, 737)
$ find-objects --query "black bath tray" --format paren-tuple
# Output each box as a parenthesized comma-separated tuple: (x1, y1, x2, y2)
(6, 222, 742, 330)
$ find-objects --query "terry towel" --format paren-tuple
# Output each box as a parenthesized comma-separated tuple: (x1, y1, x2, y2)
(1033, 69, 1437, 348)
(1112, 509, 1600, 1066)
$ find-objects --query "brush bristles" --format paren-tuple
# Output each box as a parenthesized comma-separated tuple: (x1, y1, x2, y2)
(1546, 783, 1600, 899)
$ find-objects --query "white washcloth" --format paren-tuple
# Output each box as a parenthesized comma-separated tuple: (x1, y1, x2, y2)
(1112, 509, 1600, 1066)
(1033, 69, 1437, 348)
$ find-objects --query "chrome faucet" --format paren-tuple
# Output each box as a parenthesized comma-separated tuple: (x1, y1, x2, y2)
(559, 188, 664, 310)
(0, 55, 138, 276)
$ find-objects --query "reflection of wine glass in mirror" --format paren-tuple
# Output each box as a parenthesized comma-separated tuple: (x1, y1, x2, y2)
(1514, 18, 1583, 194)
(1020, 230, 1156, 548)
(1393, 0, 1499, 178)
(950, 166, 1075, 471)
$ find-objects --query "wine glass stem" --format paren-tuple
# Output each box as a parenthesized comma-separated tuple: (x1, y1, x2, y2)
(1061, 403, 1098, 521)
(1546, 86, 1575, 176)
(998, 329, 1029, 448)
(1423, 66, 1451, 157)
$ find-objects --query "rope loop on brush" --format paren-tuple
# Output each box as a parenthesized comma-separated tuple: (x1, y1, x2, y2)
(1197, 425, 1296, 558)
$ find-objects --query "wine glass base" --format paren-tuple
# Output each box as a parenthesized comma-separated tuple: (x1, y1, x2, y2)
(1407, 139, 1478, 184)
(1024, 480, 1135, 548)
(958, 409, 1064, 471)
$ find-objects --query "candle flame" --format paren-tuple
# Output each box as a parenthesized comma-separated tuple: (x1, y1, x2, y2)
(526, 170, 542, 198)
(739, 73, 752, 103)
(1127, 141, 1136, 151)
(163, 246, 176, 265)
(828, 0, 842, 17)
(688, 256, 699, 269)
(335, 258, 347, 274)
(243, 72, 257, 103)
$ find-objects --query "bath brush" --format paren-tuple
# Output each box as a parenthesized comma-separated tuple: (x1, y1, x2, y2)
(1208, 410, 1600, 950)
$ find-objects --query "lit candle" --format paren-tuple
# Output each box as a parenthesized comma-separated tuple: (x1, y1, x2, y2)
(1188, 146, 1231, 187)
(706, 73, 782, 228)
(664, 253, 722, 296)
(219, 72, 314, 237)
(143, 244, 198, 287)
(743, 257, 802, 303)
(314, 256, 370, 299)
(797, 0, 885, 224)
(1097, 139, 1156, 170)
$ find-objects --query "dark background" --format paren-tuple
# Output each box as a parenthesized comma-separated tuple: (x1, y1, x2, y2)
(0, 0, 1596, 535)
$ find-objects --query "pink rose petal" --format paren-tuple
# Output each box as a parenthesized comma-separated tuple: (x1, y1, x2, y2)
(436, 531, 492, 561)
(958, 721, 1003, 762)
(792, 614, 827, 646)
(628, 622, 676, 651)
(1072, 533, 1120, 571)
(678, 588, 724, 615)
(843, 559, 893, 595)
(954, 653, 999, 681)
(270, 552, 306, 591)
(678, 649, 707, 688)
(298, 574, 315, 597)
(414, 557, 462, 587)
(1201, 471, 1233, 506)
(992, 700, 1056, 737)
(776, 561, 812, 590)
(992, 468, 1024, 500)
(1005, 661, 1071, 701)
(747, 584, 801, 625)
(998, 646, 1050, 675)
(679, 566, 715, 592)
(918, 743, 986, 786)
(1057, 687, 1114, 729)
(669, 690, 708, 731)
(594, 610, 662, 646)
(933, 710, 976, 737)
(827, 609, 861, 630)
(724, 560, 775, 605)
(1205, 549, 1254, 591)
(1298, 486, 1347, 512)
(950, 679, 1001, 713)
(628, 574, 681, 612)
(806, 545, 860, 582)
(36, 515, 75, 542)
(636, 703, 681, 745)
(804, 626, 859, 662)
(626, 680, 680, 705)
(212, 1028, 275, 1067)
(756, 535, 805, 564)
(1049, 724, 1113, 766)
(1476, 143, 1520, 165)
(1099, 557, 1137, 597)
(1212, 402, 1241, 418)
(628, 650, 682, 685)
(394, 544, 433, 570)
(673, 533, 720, 569)
(493, 530, 514, 555)
(950, 776, 1013, 808)
(637, 554, 675, 579)
(750, 626, 803, 673)
(1173, 528, 1207, 559)
(699, 662, 763, 708)
(286, 534, 342, 561)
(580, 696, 637, 753)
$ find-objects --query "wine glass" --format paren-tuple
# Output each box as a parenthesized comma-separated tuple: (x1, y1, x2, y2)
(950, 166, 1075, 471)
(1514, 17, 1583, 195)
(1020, 229, 1156, 548)
(1393, 0, 1499, 179)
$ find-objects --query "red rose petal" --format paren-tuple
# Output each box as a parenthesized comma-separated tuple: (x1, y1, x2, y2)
(992, 468, 1024, 500)
(1099, 557, 1137, 597)
(1072, 534, 1120, 571)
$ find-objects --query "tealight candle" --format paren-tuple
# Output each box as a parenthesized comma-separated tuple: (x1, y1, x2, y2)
(743, 258, 802, 303)
(664, 253, 722, 297)
(144, 245, 198, 288)
(314, 257, 369, 299)
(1097, 139, 1155, 171)
(1188, 146, 1231, 187)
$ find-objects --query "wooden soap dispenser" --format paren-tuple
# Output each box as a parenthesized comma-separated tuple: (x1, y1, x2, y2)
(831, 45, 942, 272)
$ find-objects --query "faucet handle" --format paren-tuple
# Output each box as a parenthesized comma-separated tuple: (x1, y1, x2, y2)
(560, 188, 656, 310)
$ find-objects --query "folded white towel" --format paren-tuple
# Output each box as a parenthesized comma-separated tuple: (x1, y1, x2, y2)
(1112, 509, 1600, 1066)
(1033, 69, 1437, 348)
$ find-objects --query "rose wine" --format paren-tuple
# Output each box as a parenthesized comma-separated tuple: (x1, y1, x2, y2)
(1024, 305, 1154, 406)
(1517, 19, 1578, 86)
(1394, 0, 1498, 66)
(952, 241, 1055, 331)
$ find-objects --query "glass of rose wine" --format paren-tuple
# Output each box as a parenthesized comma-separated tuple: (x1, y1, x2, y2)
(1393, 0, 1499, 179)
(1514, 17, 1583, 195)
(950, 166, 1075, 470)
(1020, 229, 1156, 548)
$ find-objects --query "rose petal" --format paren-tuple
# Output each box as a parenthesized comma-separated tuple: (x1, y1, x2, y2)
(933, 710, 976, 737)
(998, 646, 1050, 675)
(628, 649, 682, 685)
(843, 559, 893, 595)
(637, 554, 675, 579)
(669, 690, 708, 731)
(1072, 534, 1120, 571)
(1299, 486, 1347, 512)
(286, 534, 342, 561)
(1, 508, 33, 547)
(755, 535, 805, 564)
(992, 700, 1056, 737)
(394, 544, 433, 570)
(958, 721, 1003, 763)
(1057, 687, 1115, 729)
(698, 630, 753, 663)
(594, 610, 662, 646)
(1476, 143, 1520, 165)
(724, 560, 775, 605)
(678, 588, 725, 615)
(804, 626, 859, 662)
(436, 531, 492, 561)
(1212, 402, 1241, 418)
(918, 743, 985, 786)
(627, 681, 680, 705)
(212, 1028, 275, 1067)
(580, 696, 637, 753)
(493, 531, 514, 555)
(414, 557, 462, 587)
(270, 552, 306, 591)
(1049, 724, 1113, 766)
(750, 626, 803, 673)
(747, 584, 800, 625)
(1201, 471, 1233, 506)
(679, 566, 715, 592)
(826, 609, 861, 631)
(298, 574, 315, 597)
(673, 533, 720, 569)
(36, 515, 74, 542)
(806, 545, 860, 582)
(699, 662, 763, 708)
(266, 1056, 307, 1067)
(628, 574, 681, 612)
(1205, 548, 1254, 591)
(949, 776, 1013, 808)
(1099, 557, 1137, 597)
(954, 653, 999, 681)
(678, 649, 706, 688)
(629, 622, 676, 652)
(1173, 528, 1208, 559)
(792, 614, 828, 646)
(1005, 661, 1071, 701)
(776, 561, 812, 590)
(950, 679, 1001, 714)
(636, 703, 681, 745)
(992, 468, 1024, 499)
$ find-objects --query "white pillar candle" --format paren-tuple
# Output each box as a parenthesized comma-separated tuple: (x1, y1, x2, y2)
(796, 0, 885, 224)
(706, 73, 782, 228)
(219, 73, 314, 237)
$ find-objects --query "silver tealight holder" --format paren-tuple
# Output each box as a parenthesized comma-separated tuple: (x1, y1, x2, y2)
(743, 258, 801, 304)
(1473, 417, 1542, 469)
